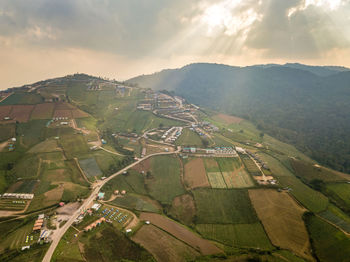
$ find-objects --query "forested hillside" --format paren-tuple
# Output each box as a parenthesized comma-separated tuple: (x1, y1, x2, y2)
(128, 63, 350, 173)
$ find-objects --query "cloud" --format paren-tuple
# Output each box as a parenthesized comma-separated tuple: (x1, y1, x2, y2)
(0, 0, 349, 89)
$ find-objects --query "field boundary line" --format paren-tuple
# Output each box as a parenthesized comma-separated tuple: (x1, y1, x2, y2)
(74, 158, 92, 184)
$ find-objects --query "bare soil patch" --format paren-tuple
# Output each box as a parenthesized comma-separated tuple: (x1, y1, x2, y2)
(139, 212, 221, 255)
(44, 185, 64, 203)
(132, 158, 151, 173)
(169, 194, 196, 226)
(249, 189, 312, 260)
(71, 109, 89, 118)
(10, 105, 35, 122)
(53, 109, 72, 118)
(132, 224, 200, 262)
(184, 158, 210, 189)
(215, 113, 243, 124)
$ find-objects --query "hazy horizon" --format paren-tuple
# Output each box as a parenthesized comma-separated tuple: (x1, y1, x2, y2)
(1, 0, 350, 89)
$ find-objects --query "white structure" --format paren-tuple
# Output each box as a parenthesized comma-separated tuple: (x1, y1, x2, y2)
(91, 203, 101, 211)
(2, 193, 34, 199)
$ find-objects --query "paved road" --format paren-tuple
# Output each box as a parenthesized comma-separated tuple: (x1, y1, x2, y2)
(42, 150, 179, 262)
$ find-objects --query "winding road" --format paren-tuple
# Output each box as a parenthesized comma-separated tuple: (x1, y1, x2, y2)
(42, 149, 180, 262)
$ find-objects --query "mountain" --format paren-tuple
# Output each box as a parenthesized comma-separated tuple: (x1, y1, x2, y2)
(128, 63, 350, 173)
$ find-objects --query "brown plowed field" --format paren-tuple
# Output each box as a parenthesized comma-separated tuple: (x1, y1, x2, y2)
(53, 109, 72, 118)
(139, 212, 221, 255)
(132, 158, 151, 173)
(132, 225, 200, 262)
(215, 113, 243, 124)
(184, 158, 210, 189)
(31, 103, 55, 119)
(222, 169, 254, 188)
(0, 105, 12, 119)
(9, 105, 35, 122)
(249, 189, 313, 260)
(71, 109, 89, 118)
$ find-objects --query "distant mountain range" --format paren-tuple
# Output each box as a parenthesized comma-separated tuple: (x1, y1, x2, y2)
(128, 63, 350, 173)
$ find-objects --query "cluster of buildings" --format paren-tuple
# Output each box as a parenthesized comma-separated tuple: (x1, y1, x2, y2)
(246, 151, 270, 170)
(84, 217, 106, 232)
(1, 193, 34, 199)
(182, 146, 237, 156)
(162, 127, 183, 143)
(137, 103, 152, 111)
(33, 214, 45, 231)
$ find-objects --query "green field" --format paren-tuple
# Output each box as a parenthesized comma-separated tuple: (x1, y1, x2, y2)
(53, 223, 154, 262)
(16, 120, 48, 148)
(216, 157, 242, 172)
(278, 176, 329, 213)
(207, 172, 227, 188)
(175, 128, 203, 147)
(240, 154, 261, 176)
(78, 158, 102, 177)
(326, 183, 350, 207)
(0, 93, 43, 105)
(11, 179, 38, 193)
(305, 214, 350, 262)
(110, 193, 160, 213)
(193, 189, 258, 224)
(102, 169, 147, 200)
(0, 124, 16, 142)
(291, 159, 348, 182)
(146, 155, 186, 205)
(196, 223, 273, 249)
(13, 154, 41, 179)
(59, 133, 89, 159)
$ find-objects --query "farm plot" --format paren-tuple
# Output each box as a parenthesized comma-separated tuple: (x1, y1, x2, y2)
(0, 93, 43, 105)
(139, 213, 221, 255)
(28, 139, 59, 153)
(184, 158, 210, 189)
(318, 209, 350, 233)
(169, 194, 196, 226)
(278, 175, 328, 213)
(7, 179, 37, 193)
(326, 183, 350, 206)
(214, 113, 243, 124)
(110, 194, 160, 213)
(59, 134, 89, 159)
(132, 224, 199, 262)
(305, 214, 350, 262)
(0, 123, 16, 141)
(78, 158, 102, 178)
(240, 154, 261, 176)
(193, 189, 258, 224)
(221, 170, 254, 188)
(146, 155, 186, 205)
(0, 199, 28, 211)
(10, 105, 35, 122)
(207, 172, 227, 188)
(175, 128, 203, 147)
(249, 189, 312, 260)
(203, 158, 220, 172)
(216, 157, 242, 171)
(30, 103, 55, 119)
(196, 223, 273, 250)
(0, 105, 12, 119)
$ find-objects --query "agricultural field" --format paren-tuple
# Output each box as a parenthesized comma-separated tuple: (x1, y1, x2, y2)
(0, 199, 28, 211)
(7, 179, 37, 193)
(139, 213, 221, 255)
(240, 154, 261, 176)
(175, 128, 203, 147)
(183, 158, 210, 189)
(278, 175, 329, 213)
(326, 183, 350, 207)
(53, 223, 154, 262)
(249, 189, 312, 260)
(30, 103, 55, 119)
(28, 139, 60, 153)
(78, 158, 102, 178)
(0, 105, 13, 119)
(203, 158, 220, 172)
(102, 169, 147, 200)
(213, 113, 243, 124)
(132, 224, 199, 262)
(59, 133, 89, 159)
(291, 159, 350, 182)
(207, 172, 227, 188)
(0, 123, 15, 142)
(9, 105, 35, 122)
(318, 205, 350, 233)
(196, 223, 273, 249)
(305, 214, 350, 262)
(216, 157, 242, 171)
(0, 93, 43, 105)
(193, 189, 258, 224)
(110, 193, 160, 213)
(146, 155, 185, 205)
(16, 120, 48, 147)
(169, 194, 196, 225)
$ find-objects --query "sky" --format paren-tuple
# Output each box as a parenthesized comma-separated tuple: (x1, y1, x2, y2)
(1, 0, 350, 89)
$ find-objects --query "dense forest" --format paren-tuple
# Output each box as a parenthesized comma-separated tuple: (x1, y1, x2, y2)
(128, 63, 350, 173)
